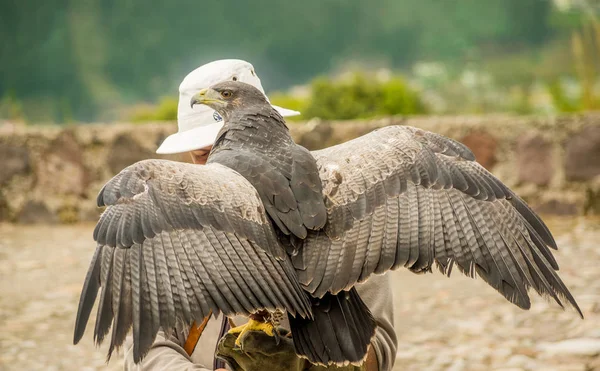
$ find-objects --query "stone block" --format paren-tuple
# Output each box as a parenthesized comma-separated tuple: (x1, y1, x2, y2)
(17, 200, 58, 224)
(0, 191, 9, 221)
(0, 141, 30, 185)
(533, 199, 578, 216)
(517, 133, 554, 186)
(460, 131, 497, 170)
(565, 125, 600, 181)
(107, 134, 154, 174)
(35, 131, 89, 197)
(296, 121, 334, 150)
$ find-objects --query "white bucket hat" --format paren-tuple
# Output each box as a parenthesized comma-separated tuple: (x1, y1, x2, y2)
(156, 59, 300, 154)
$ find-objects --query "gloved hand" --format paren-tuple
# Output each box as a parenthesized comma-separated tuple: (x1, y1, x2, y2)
(216, 328, 367, 371)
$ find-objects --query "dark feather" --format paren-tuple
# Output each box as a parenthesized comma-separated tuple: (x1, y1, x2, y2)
(73, 245, 102, 344)
(208, 105, 327, 240)
(289, 288, 376, 366)
(94, 247, 114, 344)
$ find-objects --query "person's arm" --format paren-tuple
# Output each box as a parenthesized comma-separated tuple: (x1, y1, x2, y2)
(216, 274, 397, 371)
(355, 273, 398, 371)
(123, 330, 213, 371)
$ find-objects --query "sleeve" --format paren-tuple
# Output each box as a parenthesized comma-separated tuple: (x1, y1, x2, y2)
(123, 330, 213, 371)
(354, 273, 397, 371)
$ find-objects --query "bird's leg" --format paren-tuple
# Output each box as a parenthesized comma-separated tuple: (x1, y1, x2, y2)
(228, 310, 275, 347)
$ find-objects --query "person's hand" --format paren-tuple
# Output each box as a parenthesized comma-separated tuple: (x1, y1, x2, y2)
(216, 328, 367, 371)
(216, 327, 306, 371)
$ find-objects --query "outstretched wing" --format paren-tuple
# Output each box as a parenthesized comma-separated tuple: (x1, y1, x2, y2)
(293, 126, 581, 316)
(73, 160, 311, 363)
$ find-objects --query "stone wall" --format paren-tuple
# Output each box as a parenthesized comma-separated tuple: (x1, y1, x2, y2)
(1, 113, 599, 223)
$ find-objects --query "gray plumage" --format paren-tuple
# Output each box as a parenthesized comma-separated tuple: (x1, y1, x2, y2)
(74, 161, 312, 363)
(293, 126, 581, 318)
(207, 85, 327, 239)
(74, 81, 581, 367)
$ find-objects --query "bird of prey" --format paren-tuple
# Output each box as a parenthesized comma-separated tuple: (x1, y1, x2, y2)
(73, 81, 581, 367)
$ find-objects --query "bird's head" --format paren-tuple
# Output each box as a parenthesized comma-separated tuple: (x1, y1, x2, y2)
(190, 81, 270, 119)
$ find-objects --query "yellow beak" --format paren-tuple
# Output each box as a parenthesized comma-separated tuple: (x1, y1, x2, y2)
(190, 88, 209, 108)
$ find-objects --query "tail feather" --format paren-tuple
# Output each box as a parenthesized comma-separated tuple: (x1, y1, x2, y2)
(288, 288, 376, 366)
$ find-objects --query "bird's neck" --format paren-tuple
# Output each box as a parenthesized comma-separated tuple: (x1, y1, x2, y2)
(212, 108, 292, 154)
(218, 105, 288, 130)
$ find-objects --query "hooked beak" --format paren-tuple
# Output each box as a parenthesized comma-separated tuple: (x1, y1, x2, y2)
(190, 88, 226, 109)
(190, 88, 209, 108)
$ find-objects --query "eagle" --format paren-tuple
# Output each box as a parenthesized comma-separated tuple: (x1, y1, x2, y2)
(73, 81, 582, 367)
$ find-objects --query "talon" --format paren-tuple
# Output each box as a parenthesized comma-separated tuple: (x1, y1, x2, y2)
(228, 323, 247, 335)
(228, 318, 237, 329)
(227, 318, 275, 347)
(273, 327, 281, 346)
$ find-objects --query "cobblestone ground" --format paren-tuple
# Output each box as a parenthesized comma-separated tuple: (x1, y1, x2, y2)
(0, 217, 598, 371)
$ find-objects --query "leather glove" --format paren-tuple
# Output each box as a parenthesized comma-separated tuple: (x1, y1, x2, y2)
(216, 327, 366, 371)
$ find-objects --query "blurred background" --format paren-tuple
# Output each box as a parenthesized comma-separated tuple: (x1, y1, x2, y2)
(1, 1, 600, 371)
(1, 0, 600, 123)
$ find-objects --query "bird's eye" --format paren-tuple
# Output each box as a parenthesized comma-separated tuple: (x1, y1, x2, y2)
(221, 90, 232, 98)
(250, 70, 255, 76)
(232, 76, 238, 81)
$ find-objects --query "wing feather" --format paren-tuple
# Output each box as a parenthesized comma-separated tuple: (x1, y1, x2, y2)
(74, 159, 311, 363)
(163, 231, 193, 322)
(130, 245, 142, 362)
(94, 246, 114, 345)
(138, 245, 155, 360)
(361, 200, 386, 279)
(142, 239, 161, 339)
(297, 125, 581, 317)
(108, 248, 130, 359)
(152, 234, 176, 331)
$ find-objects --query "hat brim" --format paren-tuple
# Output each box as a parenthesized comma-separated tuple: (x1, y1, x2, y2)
(271, 104, 301, 117)
(156, 105, 300, 154)
(156, 121, 223, 154)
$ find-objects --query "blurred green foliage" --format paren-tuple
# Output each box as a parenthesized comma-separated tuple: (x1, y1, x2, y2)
(548, 80, 580, 113)
(2, 0, 589, 123)
(0, 91, 24, 121)
(135, 72, 426, 122)
(302, 73, 426, 120)
(130, 97, 178, 122)
(268, 93, 306, 121)
(548, 15, 600, 112)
